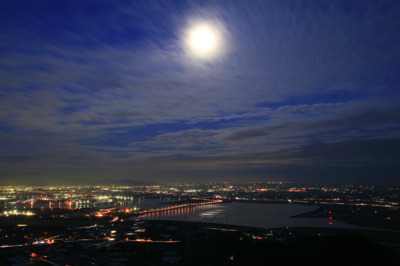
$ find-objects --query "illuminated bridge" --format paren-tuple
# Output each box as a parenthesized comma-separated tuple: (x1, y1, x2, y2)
(136, 200, 223, 218)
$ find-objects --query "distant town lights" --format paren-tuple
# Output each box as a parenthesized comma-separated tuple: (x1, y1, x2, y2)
(1, 210, 34, 216)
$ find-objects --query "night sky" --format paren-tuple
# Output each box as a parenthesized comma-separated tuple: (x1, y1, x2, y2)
(1, 0, 400, 185)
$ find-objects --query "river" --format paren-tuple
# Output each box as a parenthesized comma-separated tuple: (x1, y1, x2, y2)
(139, 201, 365, 229)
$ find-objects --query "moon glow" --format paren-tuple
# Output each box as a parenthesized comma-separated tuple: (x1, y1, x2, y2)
(184, 22, 224, 60)
(189, 25, 216, 53)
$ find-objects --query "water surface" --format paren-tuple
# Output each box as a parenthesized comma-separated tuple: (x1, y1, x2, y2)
(141, 202, 363, 229)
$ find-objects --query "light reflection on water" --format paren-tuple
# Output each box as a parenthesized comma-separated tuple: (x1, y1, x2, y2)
(4, 198, 173, 210)
(141, 202, 363, 229)
(6, 198, 365, 229)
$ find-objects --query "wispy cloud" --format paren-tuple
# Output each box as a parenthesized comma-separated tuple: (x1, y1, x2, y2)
(1, 0, 399, 184)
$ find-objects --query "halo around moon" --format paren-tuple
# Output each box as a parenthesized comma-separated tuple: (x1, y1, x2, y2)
(183, 21, 226, 61)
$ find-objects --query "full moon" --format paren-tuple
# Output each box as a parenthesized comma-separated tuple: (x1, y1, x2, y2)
(184, 21, 225, 60)
(189, 25, 216, 53)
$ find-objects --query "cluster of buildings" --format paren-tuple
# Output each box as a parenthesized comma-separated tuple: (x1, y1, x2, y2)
(1, 183, 398, 210)
(0, 182, 399, 264)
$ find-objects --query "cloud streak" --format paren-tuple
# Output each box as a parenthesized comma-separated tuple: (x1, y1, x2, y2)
(0, 0, 399, 184)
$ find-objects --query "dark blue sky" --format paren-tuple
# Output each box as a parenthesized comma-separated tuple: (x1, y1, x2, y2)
(1, 0, 399, 185)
